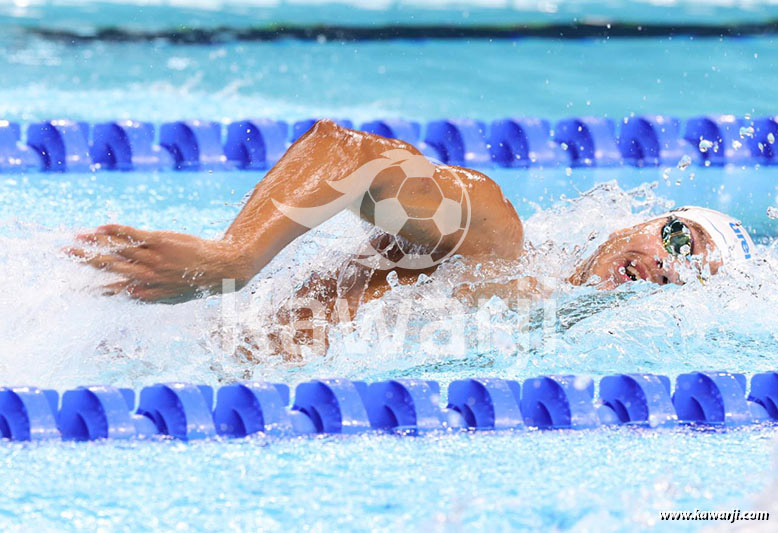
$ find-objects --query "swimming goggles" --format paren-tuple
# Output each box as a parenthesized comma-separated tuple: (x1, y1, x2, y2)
(662, 217, 693, 258)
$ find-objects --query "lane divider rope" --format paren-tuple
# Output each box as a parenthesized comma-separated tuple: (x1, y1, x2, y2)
(1, 115, 776, 173)
(1, 371, 776, 442)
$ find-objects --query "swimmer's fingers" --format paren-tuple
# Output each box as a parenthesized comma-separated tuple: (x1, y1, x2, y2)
(64, 247, 124, 269)
(64, 247, 121, 267)
(117, 284, 194, 304)
(100, 281, 164, 301)
(113, 245, 158, 264)
(68, 250, 143, 276)
(76, 225, 150, 247)
(75, 233, 129, 248)
(66, 244, 155, 271)
(95, 224, 152, 244)
(63, 246, 89, 260)
(101, 280, 136, 297)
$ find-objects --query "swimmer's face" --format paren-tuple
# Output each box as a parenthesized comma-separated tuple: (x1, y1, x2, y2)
(570, 216, 723, 289)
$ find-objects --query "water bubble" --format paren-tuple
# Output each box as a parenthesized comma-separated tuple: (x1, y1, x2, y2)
(768, 133, 776, 145)
(689, 172, 695, 181)
(560, 142, 569, 151)
(386, 270, 400, 289)
(662, 168, 672, 180)
(739, 126, 755, 139)
(768, 206, 778, 220)
(573, 375, 592, 391)
(704, 160, 711, 167)
(758, 143, 765, 153)
(677, 155, 692, 170)
(698, 139, 713, 153)
(731, 140, 742, 150)
(565, 167, 572, 177)
(414, 273, 431, 286)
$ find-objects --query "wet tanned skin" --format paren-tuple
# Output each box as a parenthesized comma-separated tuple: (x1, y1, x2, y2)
(569, 217, 721, 288)
(67, 120, 523, 305)
(68, 121, 720, 311)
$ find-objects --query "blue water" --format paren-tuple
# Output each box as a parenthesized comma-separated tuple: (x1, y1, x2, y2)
(1, 36, 777, 122)
(2, 1, 778, 532)
(1, 427, 775, 531)
(1, 2, 777, 121)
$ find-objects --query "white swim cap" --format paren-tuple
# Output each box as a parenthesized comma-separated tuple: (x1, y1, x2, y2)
(657, 206, 755, 263)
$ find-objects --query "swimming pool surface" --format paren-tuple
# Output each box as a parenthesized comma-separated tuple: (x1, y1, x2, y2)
(1, 1, 778, 531)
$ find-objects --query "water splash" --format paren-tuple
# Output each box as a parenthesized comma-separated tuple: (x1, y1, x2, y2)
(5, 174, 776, 390)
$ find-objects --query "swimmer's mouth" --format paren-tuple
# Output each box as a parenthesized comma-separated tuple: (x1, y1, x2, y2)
(618, 258, 650, 283)
(617, 257, 675, 285)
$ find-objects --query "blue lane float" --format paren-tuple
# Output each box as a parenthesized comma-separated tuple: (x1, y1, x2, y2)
(224, 119, 289, 170)
(520, 375, 600, 429)
(213, 382, 294, 437)
(489, 118, 561, 168)
(0, 121, 42, 172)
(683, 116, 750, 167)
(364, 379, 449, 433)
(617, 115, 690, 167)
(360, 119, 421, 146)
(749, 118, 778, 164)
(0, 387, 59, 441)
(1, 371, 777, 443)
(1, 115, 777, 173)
(91, 121, 173, 171)
(159, 120, 231, 171)
(749, 372, 778, 419)
(447, 378, 523, 430)
(672, 371, 769, 425)
(424, 118, 492, 167)
(57, 385, 158, 440)
(598, 374, 676, 427)
(26, 120, 92, 172)
(554, 117, 622, 167)
(680, 115, 777, 167)
(292, 378, 371, 434)
(136, 383, 216, 440)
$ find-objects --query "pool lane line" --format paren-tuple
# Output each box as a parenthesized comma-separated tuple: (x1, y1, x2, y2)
(1, 373, 777, 442)
(26, 20, 778, 44)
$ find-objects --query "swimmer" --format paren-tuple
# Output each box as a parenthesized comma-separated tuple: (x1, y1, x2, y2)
(68, 120, 755, 315)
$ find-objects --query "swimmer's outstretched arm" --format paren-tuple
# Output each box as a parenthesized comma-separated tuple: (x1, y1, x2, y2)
(68, 120, 522, 303)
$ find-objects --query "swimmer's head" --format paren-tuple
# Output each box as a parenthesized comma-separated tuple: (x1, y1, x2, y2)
(570, 206, 755, 288)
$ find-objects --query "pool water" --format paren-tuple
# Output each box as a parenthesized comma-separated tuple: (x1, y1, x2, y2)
(1, 1, 778, 531)
(2, 427, 776, 532)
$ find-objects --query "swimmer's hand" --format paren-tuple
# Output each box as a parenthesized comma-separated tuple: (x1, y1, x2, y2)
(65, 225, 247, 303)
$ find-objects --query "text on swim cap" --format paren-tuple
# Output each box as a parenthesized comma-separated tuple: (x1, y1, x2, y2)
(729, 222, 752, 259)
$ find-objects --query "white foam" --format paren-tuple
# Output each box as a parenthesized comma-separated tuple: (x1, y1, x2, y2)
(1, 180, 776, 389)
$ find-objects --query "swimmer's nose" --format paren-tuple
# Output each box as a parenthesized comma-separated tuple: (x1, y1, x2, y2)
(653, 260, 684, 285)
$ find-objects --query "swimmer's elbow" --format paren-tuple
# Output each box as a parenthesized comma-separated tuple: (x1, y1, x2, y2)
(460, 169, 524, 259)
